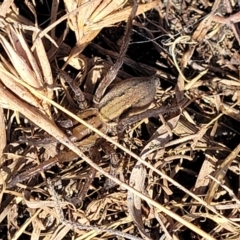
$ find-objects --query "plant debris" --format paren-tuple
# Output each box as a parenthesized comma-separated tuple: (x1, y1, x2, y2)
(1, 0, 240, 239)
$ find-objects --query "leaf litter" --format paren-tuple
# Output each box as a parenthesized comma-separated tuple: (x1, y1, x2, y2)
(1, 0, 240, 239)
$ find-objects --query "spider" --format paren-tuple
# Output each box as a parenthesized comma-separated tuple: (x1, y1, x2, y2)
(67, 72, 159, 199)
(6, 2, 169, 203)
(7, 72, 160, 197)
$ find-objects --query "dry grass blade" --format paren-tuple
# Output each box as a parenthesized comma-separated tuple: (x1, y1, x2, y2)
(60, 0, 158, 56)
(33, 37, 54, 97)
(0, 62, 42, 109)
(127, 163, 149, 239)
(85, 1, 158, 31)
(88, 0, 127, 23)
(0, 24, 55, 116)
(0, 107, 6, 158)
(0, 34, 42, 89)
(0, 0, 14, 18)
(128, 114, 186, 239)
(206, 143, 240, 204)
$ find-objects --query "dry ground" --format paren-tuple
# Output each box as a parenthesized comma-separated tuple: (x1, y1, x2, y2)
(1, 0, 240, 239)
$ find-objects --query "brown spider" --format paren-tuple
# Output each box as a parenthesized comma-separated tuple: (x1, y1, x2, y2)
(6, 2, 164, 199)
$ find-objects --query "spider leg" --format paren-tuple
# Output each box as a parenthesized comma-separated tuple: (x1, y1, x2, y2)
(76, 140, 101, 202)
(117, 98, 188, 133)
(58, 69, 88, 110)
(76, 138, 121, 203)
(93, 1, 138, 104)
(7, 151, 78, 188)
(100, 139, 121, 190)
